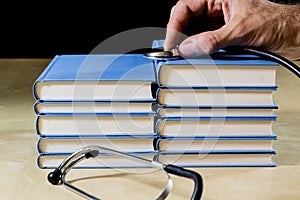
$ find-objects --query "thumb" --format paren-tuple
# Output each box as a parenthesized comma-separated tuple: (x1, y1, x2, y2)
(178, 25, 233, 58)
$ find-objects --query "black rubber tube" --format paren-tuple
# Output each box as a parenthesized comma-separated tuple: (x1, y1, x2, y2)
(164, 164, 203, 200)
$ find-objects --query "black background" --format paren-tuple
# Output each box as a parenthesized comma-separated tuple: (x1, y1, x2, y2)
(1, 0, 297, 58)
(0, 1, 177, 58)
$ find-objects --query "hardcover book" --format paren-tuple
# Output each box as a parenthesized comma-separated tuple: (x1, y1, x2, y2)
(34, 101, 157, 115)
(36, 114, 157, 137)
(155, 56, 278, 88)
(156, 150, 276, 167)
(151, 39, 278, 88)
(155, 116, 277, 138)
(155, 134, 277, 152)
(37, 136, 157, 154)
(37, 151, 158, 169)
(157, 106, 278, 118)
(32, 54, 158, 102)
(156, 87, 277, 107)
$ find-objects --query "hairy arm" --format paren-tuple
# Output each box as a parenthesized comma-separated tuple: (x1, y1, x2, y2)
(164, 0, 300, 60)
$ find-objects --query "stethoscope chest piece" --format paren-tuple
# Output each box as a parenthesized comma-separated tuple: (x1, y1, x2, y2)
(143, 47, 182, 61)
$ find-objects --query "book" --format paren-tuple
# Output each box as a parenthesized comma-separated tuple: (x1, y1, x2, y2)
(157, 106, 278, 118)
(155, 116, 276, 138)
(156, 87, 277, 107)
(32, 43, 280, 168)
(32, 54, 157, 102)
(151, 39, 278, 87)
(155, 56, 278, 88)
(37, 136, 157, 154)
(37, 151, 158, 169)
(155, 134, 277, 152)
(156, 150, 276, 167)
(34, 101, 157, 115)
(36, 114, 157, 137)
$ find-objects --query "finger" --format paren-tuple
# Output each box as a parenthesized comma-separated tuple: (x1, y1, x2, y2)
(164, 0, 206, 50)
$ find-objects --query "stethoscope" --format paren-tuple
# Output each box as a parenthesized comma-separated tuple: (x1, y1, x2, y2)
(48, 46, 300, 200)
(48, 145, 203, 200)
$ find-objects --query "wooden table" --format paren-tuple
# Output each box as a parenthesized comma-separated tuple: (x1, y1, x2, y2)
(0, 58, 299, 200)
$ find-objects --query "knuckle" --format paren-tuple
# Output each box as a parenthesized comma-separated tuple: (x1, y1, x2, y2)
(200, 32, 220, 53)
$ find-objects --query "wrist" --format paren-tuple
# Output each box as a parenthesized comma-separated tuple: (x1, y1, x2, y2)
(285, 5, 300, 60)
(275, 4, 300, 60)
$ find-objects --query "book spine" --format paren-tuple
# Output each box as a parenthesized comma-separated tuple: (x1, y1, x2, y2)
(33, 101, 40, 115)
(36, 136, 42, 154)
(32, 55, 60, 101)
(35, 115, 41, 136)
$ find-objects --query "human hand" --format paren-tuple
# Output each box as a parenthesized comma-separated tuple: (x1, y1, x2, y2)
(164, 0, 300, 60)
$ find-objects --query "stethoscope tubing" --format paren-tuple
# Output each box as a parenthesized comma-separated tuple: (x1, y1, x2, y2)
(48, 145, 203, 200)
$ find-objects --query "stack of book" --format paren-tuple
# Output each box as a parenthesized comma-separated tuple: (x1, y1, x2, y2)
(33, 40, 279, 168)
(152, 40, 279, 167)
(32, 54, 159, 168)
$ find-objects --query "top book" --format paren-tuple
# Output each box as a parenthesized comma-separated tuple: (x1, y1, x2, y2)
(152, 40, 279, 88)
(33, 54, 157, 102)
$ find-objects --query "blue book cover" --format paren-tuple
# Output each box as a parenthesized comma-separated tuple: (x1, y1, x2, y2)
(32, 54, 158, 102)
(151, 39, 165, 50)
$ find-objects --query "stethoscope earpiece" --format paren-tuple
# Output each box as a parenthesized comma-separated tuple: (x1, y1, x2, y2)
(48, 168, 62, 185)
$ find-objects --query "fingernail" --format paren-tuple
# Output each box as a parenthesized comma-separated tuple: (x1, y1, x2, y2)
(179, 41, 199, 57)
